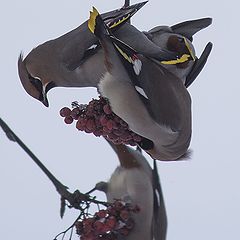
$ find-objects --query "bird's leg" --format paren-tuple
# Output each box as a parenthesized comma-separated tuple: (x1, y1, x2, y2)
(0, 118, 90, 217)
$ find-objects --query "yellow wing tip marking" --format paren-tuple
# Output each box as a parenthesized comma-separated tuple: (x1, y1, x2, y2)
(88, 7, 99, 33)
(109, 14, 131, 29)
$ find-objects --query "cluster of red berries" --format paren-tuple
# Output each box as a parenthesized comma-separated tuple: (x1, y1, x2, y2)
(59, 97, 143, 146)
(75, 200, 140, 240)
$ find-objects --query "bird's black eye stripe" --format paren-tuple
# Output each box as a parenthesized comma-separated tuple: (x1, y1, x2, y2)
(29, 74, 43, 92)
(45, 81, 56, 93)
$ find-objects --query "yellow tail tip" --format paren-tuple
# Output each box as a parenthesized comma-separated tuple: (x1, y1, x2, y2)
(88, 7, 99, 33)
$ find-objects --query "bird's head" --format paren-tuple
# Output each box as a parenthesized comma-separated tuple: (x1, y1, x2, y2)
(18, 51, 56, 107)
(147, 17, 212, 67)
(162, 34, 196, 67)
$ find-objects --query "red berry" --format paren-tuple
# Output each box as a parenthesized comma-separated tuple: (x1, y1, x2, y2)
(113, 201, 124, 211)
(113, 116, 121, 123)
(107, 133, 118, 141)
(125, 218, 135, 230)
(75, 221, 84, 235)
(86, 119, 96, 131)
(112, 121, 118, 130)
(101, 223, 112, 233)
(76, 120, 85, 131)
(113, 129, 124, 136)
(96, 210, 108, 219)
(106, 120, 114, 131)
(118, 227, 129, 236)
(120, 210, 129, 221)
(93, 130, 102, 137)
(100, 115, 108, 126)
(85, 128, 93, 133)
(103, 104, 112, 115)
(120, 132, 132, 142)
(105, 216, 117, 229)
(64, 116, 73, 124)
(107, 207, 117, 217)
(71, 108, 81, 120)
(93, 221, 104, 233)
(112, 139, 122, 145)
(83, 218, 94, 232)
(103, 126, 111, 134)
(60, 107, 71, 117)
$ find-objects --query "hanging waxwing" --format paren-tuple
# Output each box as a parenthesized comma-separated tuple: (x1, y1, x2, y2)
(90, 141, 167, 240)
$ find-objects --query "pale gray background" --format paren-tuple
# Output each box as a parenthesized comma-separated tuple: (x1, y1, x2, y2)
(1, 0, 239, 239)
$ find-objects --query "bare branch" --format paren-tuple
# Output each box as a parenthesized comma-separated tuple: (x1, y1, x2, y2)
(0, 117, 107, 217)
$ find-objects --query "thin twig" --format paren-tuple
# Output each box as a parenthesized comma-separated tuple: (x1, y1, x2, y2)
(54, 213, 82, 240)
(0, 118, 108, 216)
(0, 118, 69, 196)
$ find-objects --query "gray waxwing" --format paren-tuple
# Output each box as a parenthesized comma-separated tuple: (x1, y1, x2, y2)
(145, 18, 213, 87)
(18, 0, 178, 107)
(91, 141, 167, 240)
(88, 7, 192, 160)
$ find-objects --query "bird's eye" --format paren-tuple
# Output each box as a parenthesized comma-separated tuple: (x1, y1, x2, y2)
(29, 75, 43, 93)
(45, 81, 56, 93)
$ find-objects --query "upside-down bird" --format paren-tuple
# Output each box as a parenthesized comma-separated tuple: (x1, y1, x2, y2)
(90, 141, 167, 240)
(88, 7, 194, 160)
(18, 0, 212, 108)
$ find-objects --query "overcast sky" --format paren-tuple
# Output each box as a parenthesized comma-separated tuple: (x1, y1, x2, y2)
(1, 0, 239, 239)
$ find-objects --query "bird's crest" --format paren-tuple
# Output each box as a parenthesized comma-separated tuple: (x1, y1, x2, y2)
(88, 7, 100, 34)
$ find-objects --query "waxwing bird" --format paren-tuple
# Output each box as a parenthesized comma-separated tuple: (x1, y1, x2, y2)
(88, 7, 192, 160)
(145, 17, 213, 87)
(91, 141, 167, 240)
(18, 0, 178, 107)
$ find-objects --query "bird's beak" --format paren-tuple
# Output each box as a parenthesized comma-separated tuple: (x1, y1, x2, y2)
(41, 95, 49, 107)
(41, 84, 49, 107)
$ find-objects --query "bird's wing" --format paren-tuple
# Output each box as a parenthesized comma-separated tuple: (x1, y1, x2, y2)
(137, 57, 191, 131)
(107, 30, 191, 132)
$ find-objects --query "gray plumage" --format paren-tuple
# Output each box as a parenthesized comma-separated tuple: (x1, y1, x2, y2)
(18, 15, 212, 106)
(93, 141, 167, 240)
(18, 1, 177, 107)
(89, 8, 191, 160)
